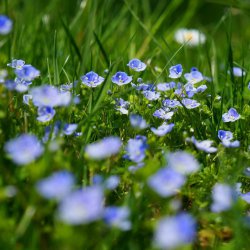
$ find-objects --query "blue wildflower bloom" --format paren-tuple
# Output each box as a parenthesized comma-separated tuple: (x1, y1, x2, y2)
(14, 78, 32, 92)
(132, 83, 155, 91)
(169, 64, 183, 79)
(228, 67, 245, 77)
(111, 71, 132, 85)
(157, 82, 171, 91)
(58, 186, 104, 225)
(124, 136, 148, 163)
(36, 171, 75, 200)
(181, 98, 200, 109)
(218, 130, 240, 148)
(184, 69, 203, 84)
(15, 65, 40, 81)
(143, 90, 160, 100)
(4, 134, 44, 165)
(85, 136, 122, 160)
(153, 108, 174, 120)
(188, 136, 217, 153)
(115, 98, 130, 114)
(211, 183, 235, 212)
(63, 124, 78, 135)
(0, 15, 12, 34)
(4, 79, 16, 90)
(0, 69, 7, 83)
(197, 84, 207, 93)
(184, 83, 197, 98)
(37, 106, 56, 122)
(7, 59, 25, 69)
(127, 58, 146, 72)
(240, 192, 250, 203)
(167, 151, 200, 175)
(129, 114, 148, 130)
(104, 206, 131, 231)
(59, 82, 73, 92)
(154, 213, 196, 249)
(104, 175, 120, 190)
(222, 108, 240, 122)
(81, 71, 104, 88)
(148, 167, 186, 197)
(162, 99, 181, 108)
(23, 94, 33, 105)
(151, 123, 174, 136)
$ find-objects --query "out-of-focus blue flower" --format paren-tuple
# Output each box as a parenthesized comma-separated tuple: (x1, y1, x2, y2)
(63, 124, 78, 135)
(104, 206, 131, 231)
(228, 67, 245, 77)
(218, 130, 240, 148)
(211, 183, 234, 212)
(127, 58, 146, 72)
(129, 114, 148, 130)
(58, 186, 104, 225)
(15, 65, 40, 81)
(162, 99, 181, 108)
(157, 82, 173, 91)
(153, 108, 174, 120)
(222, 108, 240, 122)
(184, 70, 203, 84)
(0, 15, 12, 34)
(151, 123, 174, 136)
(197, 85, 207, 93)
(4, 134, 44, 165)
(124, 136, 148, 163)
(23, 94, 33, 105)
(240, 192, 250, 203)
(81, 71, 105, 88)
(148, 168, 185, 197)
(36, 171, 75, 200)
(0, 69, 7, 83)
(14, 78, 32, 92)
(167, 151, 200, 175)
(143, 90, 160, 101)
(154, 213, 196, 249)
(104, 175, 120, 190)
(169, 64, 183, 78)
(184, 83, 197, 98)
(85, 136, 122, 160)
(188, 136, 217, 153)
(60, 82, 73, 92)
(37, 106, 56, 122)
(111, 72, 132, 85)
(4, 79, 16, 90)
(181, 98, 200, 109)
(115, 98, 130, 115)
(7, 59, 25, 70)
(132, 83, 155, 91)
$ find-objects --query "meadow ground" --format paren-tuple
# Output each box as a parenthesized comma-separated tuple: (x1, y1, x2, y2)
(0, 0, 250, 249)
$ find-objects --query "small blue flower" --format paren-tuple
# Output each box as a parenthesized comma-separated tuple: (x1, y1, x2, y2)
(14, 78, 32, 92)
(169, 64, 183, 79)
(129, 114, 148, 130)
(211, 183, 235, 212)
(181, 98, 200, 109)
(85, 136, 122, 160)
(184, 83, 197, 98)
(222, 108, 240, 122)
(153, 108, 174, 120)
(157, 83, 171, 91)
(188, 136, 217, 153)
(81, 71, 105, 88)
(15, 65, 40, 81)
(197, 84, 207, 93)
(184, 69, 203, 84)
(58, 186, 104, 225)
(127, 58, 146, 72)
(162, 99, 181, 108)
(132, 83, 155, 91)
(151, 123, 174, 136)
(154, 213, 196, 249)
(148, 167, 186, 197)
(36, 171, 75, 200)
(143, 90, 160, 101)
(37, 106, 56, 122)
(63, 124, 78, 135)
(104, 206, 131, 231)
(104, 175, 120, 190)
(124, 136, 148, 163)
(115, 98, 130, 114)
(228, 67, 245, 77)
(7, 59, 25, 69)
(218, 130, 240, 148)
(240, 192, 250, 203)
(0, 15, 12, 35)
(111, 71, 132, 85)
(23, 94, 33, 105)
(4, 134, 44, 165)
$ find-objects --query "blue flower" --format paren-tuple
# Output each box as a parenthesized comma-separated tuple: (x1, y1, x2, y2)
(4, 134, 44, 165)
(148, 168, 186, 197)
(240, 192, 250, 203)
(14, 78, 32, 92)
(115, 98, 130, 114)
(222, 108, 240, 122)
(23, 94, 33, 105)
(58, 186, 104, 225)
(124, 136, 148, 163)
(157, 82, 173, 91)
(184, 83, 197, 98)
(7, 59, 25, 70)
(218, 130, 240, 148)
(104, 175, 120, 190)
(181, 98, 200, 109)
(169, 64, 183, 78)
(153, 108, 174, 120)
(63, 124, 78, 135)
(37, 106, 56, 122)
(228, 67, 245, 77)
(85, 136, 122, 160)
(151, 123, 174, 136)
(184, 69, 203, 84)
(15, 65, 40, 81)
(167, 151, 200, 175)
(129, 114, 148, 130)
(81, 71, 105, 88)
(36, 171, 75, 200)
(127, 58, 146, 72)
(197, 84, 207, 93)
(132, 83, 155, 91)
(188, 136, 217, 153)
(0, 15, 12, 34)
(111, 71, 132, 85)
(162, 99, 181, 108)
(154, 213, 196, 249)
(142, 90, 160, 101)
(211, 183, 234, 212)
(104, 206, 131, 231)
